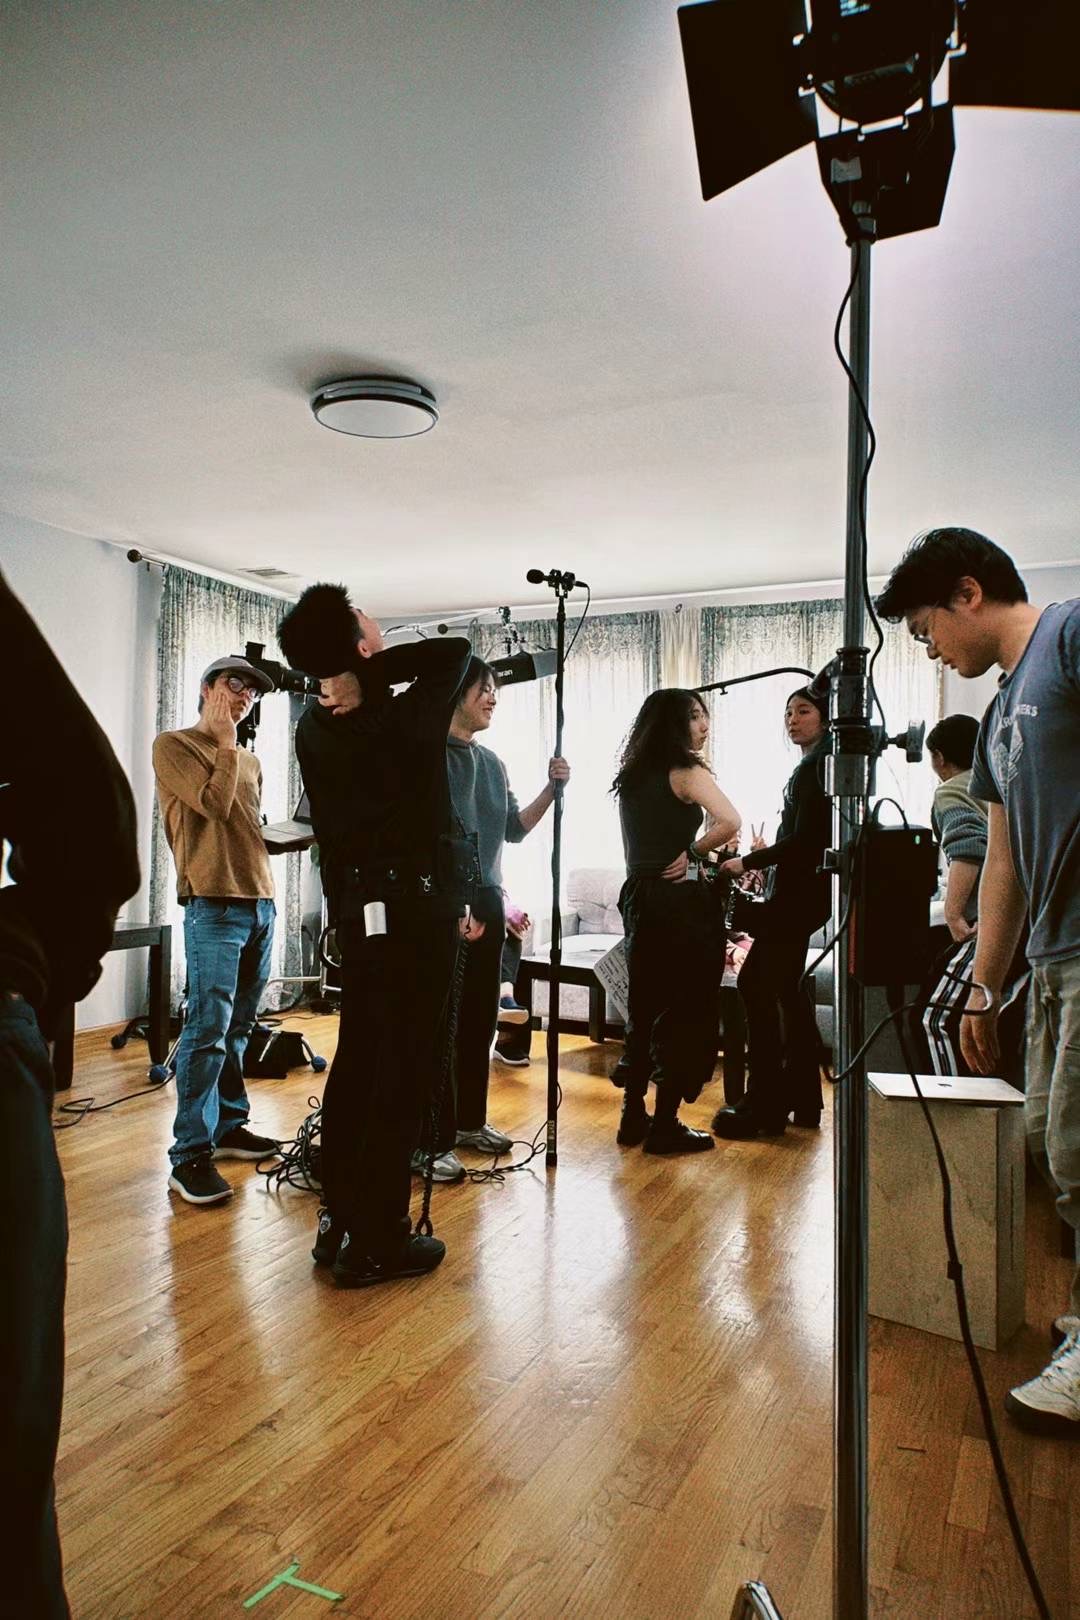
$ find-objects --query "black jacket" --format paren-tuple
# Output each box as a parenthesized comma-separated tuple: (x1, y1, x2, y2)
(0, 571, 140, 1029)
(295, 638, 471, 916)
(742, 744, 832, 924)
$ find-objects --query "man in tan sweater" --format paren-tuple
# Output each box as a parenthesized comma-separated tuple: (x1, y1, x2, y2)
(153, 656, 281, 1205)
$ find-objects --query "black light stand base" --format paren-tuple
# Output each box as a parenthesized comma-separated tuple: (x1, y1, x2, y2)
(729, 1581, 784, 1619)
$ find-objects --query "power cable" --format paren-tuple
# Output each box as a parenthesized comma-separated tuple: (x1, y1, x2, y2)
(53, 1074, 173, 1128)
(805, 865, 1049, 1616)
(562, 584, 592, 663)
(832, 237, 888, 736)
(890, 1000, 1052, 1619)
(259, 1098, 323, 1193)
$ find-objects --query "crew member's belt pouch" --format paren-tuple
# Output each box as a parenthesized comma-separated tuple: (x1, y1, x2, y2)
(338, 838, 478, 927)
(339, 866, 385, 933)
(432, 832, 480, 918)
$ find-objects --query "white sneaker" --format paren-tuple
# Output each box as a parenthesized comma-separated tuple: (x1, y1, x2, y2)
(497, 994, 530, 1026)
(1051, 1313, 1080, 1348)
(456, 1123, 514, 1154)
(493, 1049, 530, 1068)
(1005, 1321, 1080, 1436)
(410, 1148, 466, 1183)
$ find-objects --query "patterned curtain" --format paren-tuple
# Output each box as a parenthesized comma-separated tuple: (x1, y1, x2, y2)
(701, 599, 942, 838)
(149, 566, 304, 1011)
(471, 610, 662, 915)
(659, 604, 702, 689)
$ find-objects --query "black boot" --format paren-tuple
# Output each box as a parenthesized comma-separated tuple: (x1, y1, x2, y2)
(616, 1092, 651, 1147)
(712, 1105, 787, 1139)
(643, 1118, 715, 1155)
(643, 1079, 713, 1154)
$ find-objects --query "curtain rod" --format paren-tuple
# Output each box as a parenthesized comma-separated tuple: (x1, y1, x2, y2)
(410, 578, 852, 625)
(110, 540, 1074, 622)
(115, 544, 299, 603)
(406, 552, 1076, 625)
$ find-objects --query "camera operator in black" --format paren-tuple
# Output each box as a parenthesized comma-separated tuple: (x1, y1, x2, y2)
(712, 687, 832, 1140)
(278, 585, 472, 1287)
(613, 689, 741, 1154)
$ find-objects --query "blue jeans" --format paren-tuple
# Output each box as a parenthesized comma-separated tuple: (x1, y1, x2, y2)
(0, 996, 70, 1618)
(1026, 951, 1080, 1316)
(170, 898, 275, 1167)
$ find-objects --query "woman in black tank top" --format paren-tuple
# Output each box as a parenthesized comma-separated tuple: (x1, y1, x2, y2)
(612, 690, 741, 1153)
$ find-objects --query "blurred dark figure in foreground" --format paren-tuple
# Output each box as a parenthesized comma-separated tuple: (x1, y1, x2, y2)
(0, 570, 140, 1619)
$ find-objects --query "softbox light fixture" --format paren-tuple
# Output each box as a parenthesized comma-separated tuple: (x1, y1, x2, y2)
(678, 0, 1080, 237)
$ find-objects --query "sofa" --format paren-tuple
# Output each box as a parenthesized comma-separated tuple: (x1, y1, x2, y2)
(520, 867, 835, 1048)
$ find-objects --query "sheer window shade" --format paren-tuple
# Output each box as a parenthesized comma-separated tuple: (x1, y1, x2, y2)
(701, 600, 942, 842)
(473, 612, 662, 917)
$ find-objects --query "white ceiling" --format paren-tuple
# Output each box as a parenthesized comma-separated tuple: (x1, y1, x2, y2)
(3, 2, 1078, 618)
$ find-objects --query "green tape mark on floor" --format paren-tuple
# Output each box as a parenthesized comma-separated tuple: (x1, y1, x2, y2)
(243, 1559, 342, 1608)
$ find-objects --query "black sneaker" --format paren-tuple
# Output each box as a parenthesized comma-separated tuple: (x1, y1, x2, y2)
(643, 1120, 715, 1155)
(331, 1231, 447, 1289)
(311, 1207, 342, 1266)
(168, 1155, 233, 1205)
(214, 1126, 281, 1160)
(493, 1048, 530, 1068)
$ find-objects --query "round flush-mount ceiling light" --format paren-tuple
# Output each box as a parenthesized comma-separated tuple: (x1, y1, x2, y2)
(311, 376, 438, 439)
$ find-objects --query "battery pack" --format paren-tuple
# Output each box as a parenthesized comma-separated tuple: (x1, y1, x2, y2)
(851, 823, 939, 986)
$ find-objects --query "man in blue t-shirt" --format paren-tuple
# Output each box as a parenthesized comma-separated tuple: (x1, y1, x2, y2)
(878, 527, 1079, 1438)
(421, 656, 570, 1181)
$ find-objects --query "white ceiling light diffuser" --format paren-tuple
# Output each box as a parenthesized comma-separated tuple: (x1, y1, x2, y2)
(311, 376, 438, 438)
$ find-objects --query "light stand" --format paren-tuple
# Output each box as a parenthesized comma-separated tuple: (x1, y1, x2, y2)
(712, 195, 880, 1620)
(676, 5, 1079, 1613)
(526, 566, 584, 1166)
(829, 217, 873, 1620)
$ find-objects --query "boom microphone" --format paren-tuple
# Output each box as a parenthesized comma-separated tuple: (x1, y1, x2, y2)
(526, 567, 589, 590)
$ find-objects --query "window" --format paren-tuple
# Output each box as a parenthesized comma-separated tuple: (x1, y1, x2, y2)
(475, 612, 662, 918)
(702, 600, 941, 837)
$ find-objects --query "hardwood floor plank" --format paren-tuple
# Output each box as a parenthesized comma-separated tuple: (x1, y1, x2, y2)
(52, 1018, 1078, 1618)
(946, 1434, 993, 1532)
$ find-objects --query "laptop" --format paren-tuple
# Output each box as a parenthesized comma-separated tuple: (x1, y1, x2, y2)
(867, 1072, 1023, 1106)
(262, 790, 314, 853)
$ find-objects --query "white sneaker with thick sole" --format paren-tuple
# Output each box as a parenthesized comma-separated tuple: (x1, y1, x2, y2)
(1005, 1321, 1080, 1436)
(1051, 1313, 1080, 1348)
(497, 995, 530, 1026)
(456, 1123, 513, 1154)
(410, 1148, 466, 1183)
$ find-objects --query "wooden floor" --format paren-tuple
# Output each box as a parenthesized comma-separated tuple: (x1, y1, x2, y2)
(55, 1016, 1077, 1620)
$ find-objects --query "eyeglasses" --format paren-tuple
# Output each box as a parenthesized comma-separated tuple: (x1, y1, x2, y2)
(224, 675, 259, 697)
(909, 607, 940, 648)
